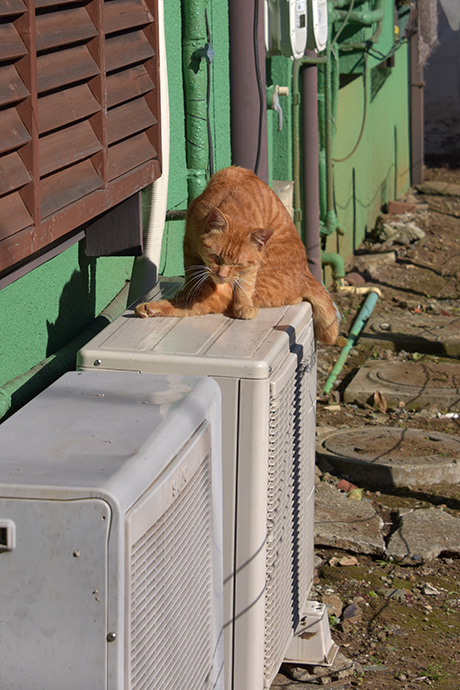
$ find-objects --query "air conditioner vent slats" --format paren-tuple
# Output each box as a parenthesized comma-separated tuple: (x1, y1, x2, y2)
(129, 456, 214, 690)
(264, 346, 315, 687)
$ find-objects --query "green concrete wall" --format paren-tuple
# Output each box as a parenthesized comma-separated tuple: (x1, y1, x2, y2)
(325, 44, 410, 262)
(267, 57, 294, 184)
(0, 247, 133, 388)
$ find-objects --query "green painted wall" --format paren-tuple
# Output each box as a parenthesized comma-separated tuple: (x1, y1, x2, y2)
(267, 57, 294, 184)
(326, 44, 410, 262)
(0, 247, 133, 388)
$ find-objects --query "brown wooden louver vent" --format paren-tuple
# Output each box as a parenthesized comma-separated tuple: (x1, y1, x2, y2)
(0, 0, 161, 278)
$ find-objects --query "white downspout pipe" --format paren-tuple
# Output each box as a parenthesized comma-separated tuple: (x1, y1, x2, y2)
(129, 0, 169, 303)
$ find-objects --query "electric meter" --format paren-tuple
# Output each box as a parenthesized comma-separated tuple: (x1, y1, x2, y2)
(307, 0, 328, 52)
(265, 0, 308, 59)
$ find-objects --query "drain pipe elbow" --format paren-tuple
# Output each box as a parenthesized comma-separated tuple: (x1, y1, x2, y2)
(321, 251, 345, 289)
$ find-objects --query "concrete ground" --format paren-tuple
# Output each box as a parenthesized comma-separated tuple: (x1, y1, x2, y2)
(272, 167, 460, 689)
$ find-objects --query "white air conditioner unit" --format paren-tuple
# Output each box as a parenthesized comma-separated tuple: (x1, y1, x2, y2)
(0, 370, 224, 690)
(78, 280, 338, 690)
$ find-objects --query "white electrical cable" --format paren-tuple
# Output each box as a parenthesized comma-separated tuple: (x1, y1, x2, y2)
(143, 0, 170, 269)
(129, 0, 170, 301)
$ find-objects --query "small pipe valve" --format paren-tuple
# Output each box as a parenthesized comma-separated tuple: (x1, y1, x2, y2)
(267, 85, 289, 131)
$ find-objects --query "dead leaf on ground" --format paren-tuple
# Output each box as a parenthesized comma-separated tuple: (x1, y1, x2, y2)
(373, 390, 387, 413)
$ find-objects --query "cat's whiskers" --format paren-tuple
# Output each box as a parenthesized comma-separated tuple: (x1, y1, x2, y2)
(183, 266, 211, 306)
(234, 275, 259, 301)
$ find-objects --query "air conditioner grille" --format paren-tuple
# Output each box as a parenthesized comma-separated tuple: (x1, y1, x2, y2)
(264, 347, 315, 685)
(296, 357, 316, 616)
(130, 456, 214, 690)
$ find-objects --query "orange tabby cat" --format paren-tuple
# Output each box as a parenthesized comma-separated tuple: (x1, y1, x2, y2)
(135, 166, 338, 344)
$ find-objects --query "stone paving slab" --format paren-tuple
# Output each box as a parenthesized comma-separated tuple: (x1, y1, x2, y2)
(314, 482, 385, 555)
(362, 312, 460, 356)
(271, 652, 356, 689)
(343, 359, 460, 411)
(316, 425, 460, 488)
(417, 180, 460, 196)
(386, 506, 460, 563)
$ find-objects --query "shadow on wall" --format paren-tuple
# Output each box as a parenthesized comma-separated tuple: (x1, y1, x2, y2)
(46, 242, 97, 357)
(424, 6, 460, 162)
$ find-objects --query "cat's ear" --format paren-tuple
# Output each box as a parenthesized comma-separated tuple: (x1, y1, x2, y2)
(206, 208, 228, 233)
(250, 229, 274, 249)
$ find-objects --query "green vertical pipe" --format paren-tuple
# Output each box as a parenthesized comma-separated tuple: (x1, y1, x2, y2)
(322, 289, 380, 394)
(182, 0, 210, 202)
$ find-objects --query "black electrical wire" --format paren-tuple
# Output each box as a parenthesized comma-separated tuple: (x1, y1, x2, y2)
(205, 7, 215, 178)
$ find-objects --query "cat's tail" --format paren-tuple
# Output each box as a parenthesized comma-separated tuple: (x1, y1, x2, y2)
(303, 276, 339, 345)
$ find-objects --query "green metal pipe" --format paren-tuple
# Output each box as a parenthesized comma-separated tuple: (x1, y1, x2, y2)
(0, 283, 131, 421)
(331, 7, 384, 26)
(331, 0, 367, 7)
(182, 0, 210, 203)
(322, 289, 380, 394)
(321, 251, 345, 281)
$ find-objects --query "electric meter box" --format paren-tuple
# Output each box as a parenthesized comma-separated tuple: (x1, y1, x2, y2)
(265, 0, 328, 58)
(265, 0, 308, 59)
(307, 0, 328, 52)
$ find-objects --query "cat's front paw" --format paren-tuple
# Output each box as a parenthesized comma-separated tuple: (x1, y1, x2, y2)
(233, 304, 258, 320)
(135, 302, 162, 318)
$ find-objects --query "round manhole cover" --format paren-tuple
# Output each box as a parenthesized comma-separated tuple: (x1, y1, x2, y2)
(317, 427, 460, 488)
(367, 361, 460, 390)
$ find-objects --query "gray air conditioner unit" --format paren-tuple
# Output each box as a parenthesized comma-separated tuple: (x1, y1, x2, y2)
(78, 280, 338, 690)
(0, 371, 224, 690)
